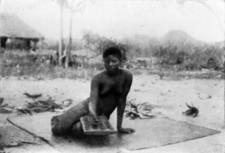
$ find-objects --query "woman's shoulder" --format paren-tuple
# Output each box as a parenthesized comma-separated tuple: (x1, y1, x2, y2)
(120, 69, 133, 79)
(91, 71, 106, 82)
(121, 68, 132, 76)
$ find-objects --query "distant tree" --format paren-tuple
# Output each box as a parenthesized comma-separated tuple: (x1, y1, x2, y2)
(64, 0, 92, 68)
(51, 0, 66, 66)
(82, 31, 128, 61)
(52, 0, 93, 67)
(0, 0, 3, 11)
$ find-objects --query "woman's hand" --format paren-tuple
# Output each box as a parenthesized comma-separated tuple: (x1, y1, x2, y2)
(118, 127, 135, 134)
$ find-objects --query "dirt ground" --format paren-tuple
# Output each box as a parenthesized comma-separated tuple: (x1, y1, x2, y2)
(0, 73, 224, 153)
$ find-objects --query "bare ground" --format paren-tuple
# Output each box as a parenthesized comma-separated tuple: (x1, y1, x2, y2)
(0, 73, 224, 153)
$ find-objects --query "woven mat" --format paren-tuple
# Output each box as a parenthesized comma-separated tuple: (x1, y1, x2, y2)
(0, 125, 39, 148)
(8, 113, 220, 152)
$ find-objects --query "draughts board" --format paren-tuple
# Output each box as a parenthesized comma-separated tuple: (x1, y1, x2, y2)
(80, 115, 117, 135)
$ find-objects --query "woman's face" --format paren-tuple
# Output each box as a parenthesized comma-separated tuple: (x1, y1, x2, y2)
(104, 55, 121, 73)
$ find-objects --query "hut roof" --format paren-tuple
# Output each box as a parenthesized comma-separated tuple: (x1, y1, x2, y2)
(0, 13, 43, 39)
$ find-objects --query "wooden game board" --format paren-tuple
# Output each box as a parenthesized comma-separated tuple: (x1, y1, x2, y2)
(80, 115, 117, 135)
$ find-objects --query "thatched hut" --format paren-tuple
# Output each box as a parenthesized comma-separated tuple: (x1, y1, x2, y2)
(0, 13, 43, 50)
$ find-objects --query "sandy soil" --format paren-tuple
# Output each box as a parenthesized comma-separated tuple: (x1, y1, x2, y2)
(0, 73, 224, 153)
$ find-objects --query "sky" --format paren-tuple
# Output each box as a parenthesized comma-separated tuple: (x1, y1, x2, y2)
(1, 0, 225, 42)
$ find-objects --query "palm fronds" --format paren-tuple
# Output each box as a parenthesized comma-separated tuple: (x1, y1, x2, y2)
(183, 103, 199, 117)
(0, 97, 14, 114)
(125, 99, 156, 119)
(17, 95, 72, 115)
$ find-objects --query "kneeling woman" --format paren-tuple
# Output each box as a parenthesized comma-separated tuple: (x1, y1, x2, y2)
(51, 46, 135, 136)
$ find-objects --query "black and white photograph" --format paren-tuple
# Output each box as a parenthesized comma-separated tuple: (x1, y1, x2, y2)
(0, 0, 224, 153)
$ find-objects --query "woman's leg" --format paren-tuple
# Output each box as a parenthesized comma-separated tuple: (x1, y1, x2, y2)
(71, 121, 84, 136)
(51, 98, 89, 135)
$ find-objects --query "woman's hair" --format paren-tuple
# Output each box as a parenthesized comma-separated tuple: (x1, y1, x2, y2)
(103, 46, 122, 60)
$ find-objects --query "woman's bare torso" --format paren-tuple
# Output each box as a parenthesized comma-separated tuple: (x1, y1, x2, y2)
(94, 70, 127, 118)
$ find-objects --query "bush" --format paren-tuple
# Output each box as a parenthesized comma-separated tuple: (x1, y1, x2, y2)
(0, 50, 102, 79)
(151, 44, 224, 71)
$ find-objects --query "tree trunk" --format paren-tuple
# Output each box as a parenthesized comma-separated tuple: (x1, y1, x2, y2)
(0, 0, 5, 12)
(64, 8, 73, 68)
(223, 33, 225, 128)
(58, 0, 64, 66)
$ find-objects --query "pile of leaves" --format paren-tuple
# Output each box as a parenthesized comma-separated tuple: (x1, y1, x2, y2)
(0, 97, 14, 114)
(125, 99, 156, 120)
(17, 97, 62, 114)
(17, 93, 72, 115)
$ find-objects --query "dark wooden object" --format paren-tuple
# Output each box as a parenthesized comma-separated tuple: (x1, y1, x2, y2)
(80, 115, 116, 135)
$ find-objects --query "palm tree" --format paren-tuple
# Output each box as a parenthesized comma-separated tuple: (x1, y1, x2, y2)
(51, 0, 67, 66)
(0, 0, 4, 12)
(63, 0, 93, 68)
(64, 1, 73, 68)
(58, 0, 66, 66)
(53, 0, 92, 67)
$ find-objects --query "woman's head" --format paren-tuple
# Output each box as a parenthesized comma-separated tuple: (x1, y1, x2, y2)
(103, 46, 122, 60)
(103, 47, 122, 73)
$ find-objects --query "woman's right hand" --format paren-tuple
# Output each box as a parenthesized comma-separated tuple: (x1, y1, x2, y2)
(91, 113, 99, 123)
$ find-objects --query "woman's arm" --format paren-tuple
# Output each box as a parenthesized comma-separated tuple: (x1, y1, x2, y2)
(117, 72, 134, 133)
(88, 76, 99, 118)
